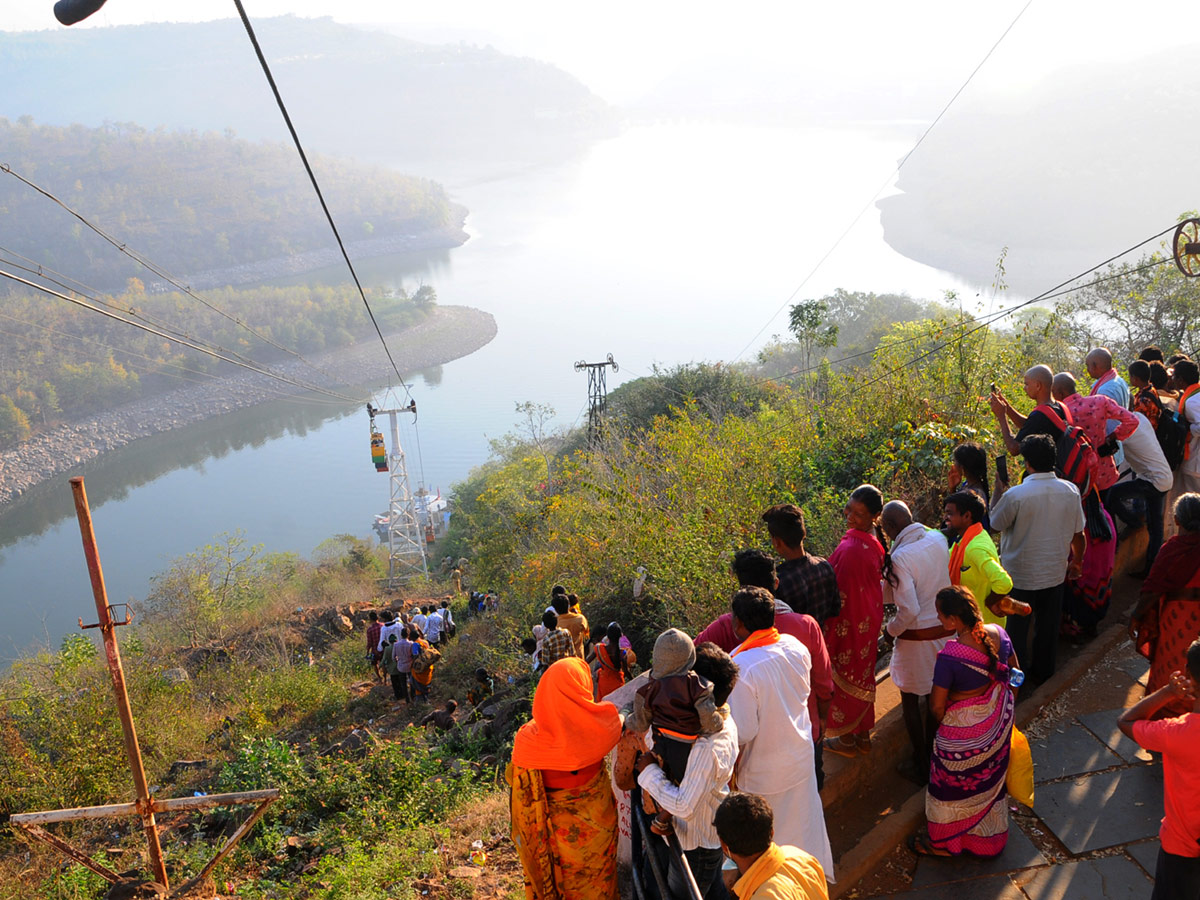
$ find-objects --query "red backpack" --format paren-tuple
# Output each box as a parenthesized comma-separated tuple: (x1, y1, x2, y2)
(1033, 404, 1099, 494)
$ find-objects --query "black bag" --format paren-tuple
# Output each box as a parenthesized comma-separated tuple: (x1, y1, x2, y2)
(1152, 393, 1189, 471)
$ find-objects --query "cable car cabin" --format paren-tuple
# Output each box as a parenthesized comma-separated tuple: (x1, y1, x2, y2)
(371, 431, 388, 472)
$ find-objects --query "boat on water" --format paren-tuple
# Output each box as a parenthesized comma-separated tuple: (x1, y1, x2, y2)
(373, 488, 449, 544)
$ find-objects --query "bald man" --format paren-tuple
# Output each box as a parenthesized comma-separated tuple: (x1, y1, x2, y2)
(1085, 348, 1131, 469)
(880, 500, 951, 784)
(989, 364, 1069, 458)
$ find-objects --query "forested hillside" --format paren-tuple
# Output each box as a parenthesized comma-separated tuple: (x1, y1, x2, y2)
(0, 16, 619, 171)
(0, 280, 432, 445)
(0, 118, 459, 290)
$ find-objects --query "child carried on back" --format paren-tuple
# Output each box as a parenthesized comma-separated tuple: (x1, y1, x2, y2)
(627, 629, 723, 831)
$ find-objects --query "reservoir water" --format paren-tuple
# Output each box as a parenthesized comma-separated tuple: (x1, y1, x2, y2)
(0, 120, 969, 661)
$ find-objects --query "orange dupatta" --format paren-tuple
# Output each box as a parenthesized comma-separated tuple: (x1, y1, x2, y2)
(512, 658, 622, 772)
(731, 627, 780, 658)
(948, 523, 984, 586)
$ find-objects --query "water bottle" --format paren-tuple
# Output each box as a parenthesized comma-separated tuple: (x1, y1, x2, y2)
(1009, 667, 1025, 688)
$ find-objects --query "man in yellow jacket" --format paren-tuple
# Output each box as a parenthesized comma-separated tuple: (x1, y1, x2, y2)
(944, 490, 1027, 626)
(715, 792, 828, 900)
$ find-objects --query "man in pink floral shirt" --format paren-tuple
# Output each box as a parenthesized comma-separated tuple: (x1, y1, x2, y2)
(1052, 372, 1139, 492)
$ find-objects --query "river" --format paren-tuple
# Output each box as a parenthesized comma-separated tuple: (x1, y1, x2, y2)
(0, 119, 969, 661)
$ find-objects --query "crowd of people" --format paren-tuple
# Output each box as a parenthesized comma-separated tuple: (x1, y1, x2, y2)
(364, 598, 458, 704)
(503, 345, 1200, 900)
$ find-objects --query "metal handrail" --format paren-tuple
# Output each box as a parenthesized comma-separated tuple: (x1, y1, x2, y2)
(630, 787, 707, 900)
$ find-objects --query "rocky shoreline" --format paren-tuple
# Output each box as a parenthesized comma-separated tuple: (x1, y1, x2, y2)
(0, 305, 496, 506)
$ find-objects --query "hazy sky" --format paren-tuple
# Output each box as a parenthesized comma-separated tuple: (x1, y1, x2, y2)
(9, 1, 1196, 106)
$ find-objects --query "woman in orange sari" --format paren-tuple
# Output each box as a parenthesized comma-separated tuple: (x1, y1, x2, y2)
(1132, 493, 1200, 719)
(589, 622, 635, 700)
(824, 484, 887, 757)
(508, 657, 623, 899)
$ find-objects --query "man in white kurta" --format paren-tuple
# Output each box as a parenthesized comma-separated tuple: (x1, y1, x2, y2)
(727, 587, 835, 883)
(881, 501, 952, 784)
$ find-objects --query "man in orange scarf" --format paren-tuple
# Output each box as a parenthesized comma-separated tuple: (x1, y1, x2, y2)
(727, 587, 834, 882)
(714, 792, 828, 899)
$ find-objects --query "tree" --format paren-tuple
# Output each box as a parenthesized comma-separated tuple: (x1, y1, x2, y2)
(1057, 247, 1200, 360)
(788, 299, 839, 375)
(0, 395, 31, 445)
(140, 531, 269, 647)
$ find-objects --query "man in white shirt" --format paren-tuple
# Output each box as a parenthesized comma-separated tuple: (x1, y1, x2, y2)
(726, 587, 834, 882)
(881, 501, 952, 785)
(1106, 411, 1174, 574)
(637, 642, 740, 899)
(989, 434, 1086, 688)
(438, 600, 455, 642)
(424, 604, 443, 645)
(376, 611, 403, 652)
(411, 605, 429, 635)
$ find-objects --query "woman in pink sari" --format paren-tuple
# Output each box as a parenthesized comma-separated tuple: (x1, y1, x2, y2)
(824, 484, 887, 757)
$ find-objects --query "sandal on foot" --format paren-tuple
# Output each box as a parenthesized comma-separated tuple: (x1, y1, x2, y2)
(824, 736, 859, 759)
(908, 834, 953, 858)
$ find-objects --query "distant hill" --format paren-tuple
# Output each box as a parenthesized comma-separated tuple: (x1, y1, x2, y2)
(877, 48, 1200, 295)
(0, 117, 463, 290)
(0, 16, 619, 175)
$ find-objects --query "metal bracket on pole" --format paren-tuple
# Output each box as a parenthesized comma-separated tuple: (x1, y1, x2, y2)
(8, 478, 281, 896)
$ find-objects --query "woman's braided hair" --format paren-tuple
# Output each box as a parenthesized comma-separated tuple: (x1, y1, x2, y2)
(936, 585, 999, 674)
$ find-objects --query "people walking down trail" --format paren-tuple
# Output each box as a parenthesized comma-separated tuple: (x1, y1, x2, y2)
(539, 610, 576, 671)
(627, 629, 723, 833)
(1119, 640, 1200, 900)
(635, 642, 740, 900)
(508, 657, 623, 900)
(913, 585, 1019, 860)
(762, 504, 842, 627)
(880, 501, 952, 785)
(366, 611, 384, 683)
(1132, 493, 1200, 721)
(553, 593, 589, 659)
(944, 490, 1025, 628)
(410, 629, 439, 703)
(1107, 410, 1174, 577)
(713, 792, 829, 900)
(589, 622, 634, 701)
(697, 546, 834, 789)
(382, 632, 410, 704)
(424, 601, 445, 646)
(439, 599, 456, 640)
(726, 587, 834, 881)
(824, 484, 887, 758)
(988, 435, 1085, 691)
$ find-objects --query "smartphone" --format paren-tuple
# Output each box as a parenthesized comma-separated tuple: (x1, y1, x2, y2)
(996, 454, 1009, 485)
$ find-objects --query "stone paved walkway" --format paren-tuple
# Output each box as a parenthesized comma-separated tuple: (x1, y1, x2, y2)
(885, 648, 1164, 900)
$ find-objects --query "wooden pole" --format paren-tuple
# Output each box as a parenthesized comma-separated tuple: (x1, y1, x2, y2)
(69, 477, 170, 888)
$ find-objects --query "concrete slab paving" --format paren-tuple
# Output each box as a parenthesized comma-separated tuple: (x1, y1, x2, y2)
(1036, 766, 1164, 854)
(1076, 709, 1155, 764)
(896, 874, 1025, 899)
(1113, 654, 1150, 686)
(910, 821, 1047, 888)
(1125, 840, 1160, 878)
(1018, 856, 1152, 900)
(1030, 722, 1123, 783)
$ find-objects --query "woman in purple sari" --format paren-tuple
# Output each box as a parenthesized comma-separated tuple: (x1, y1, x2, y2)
(912, 585, 1019, 858)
